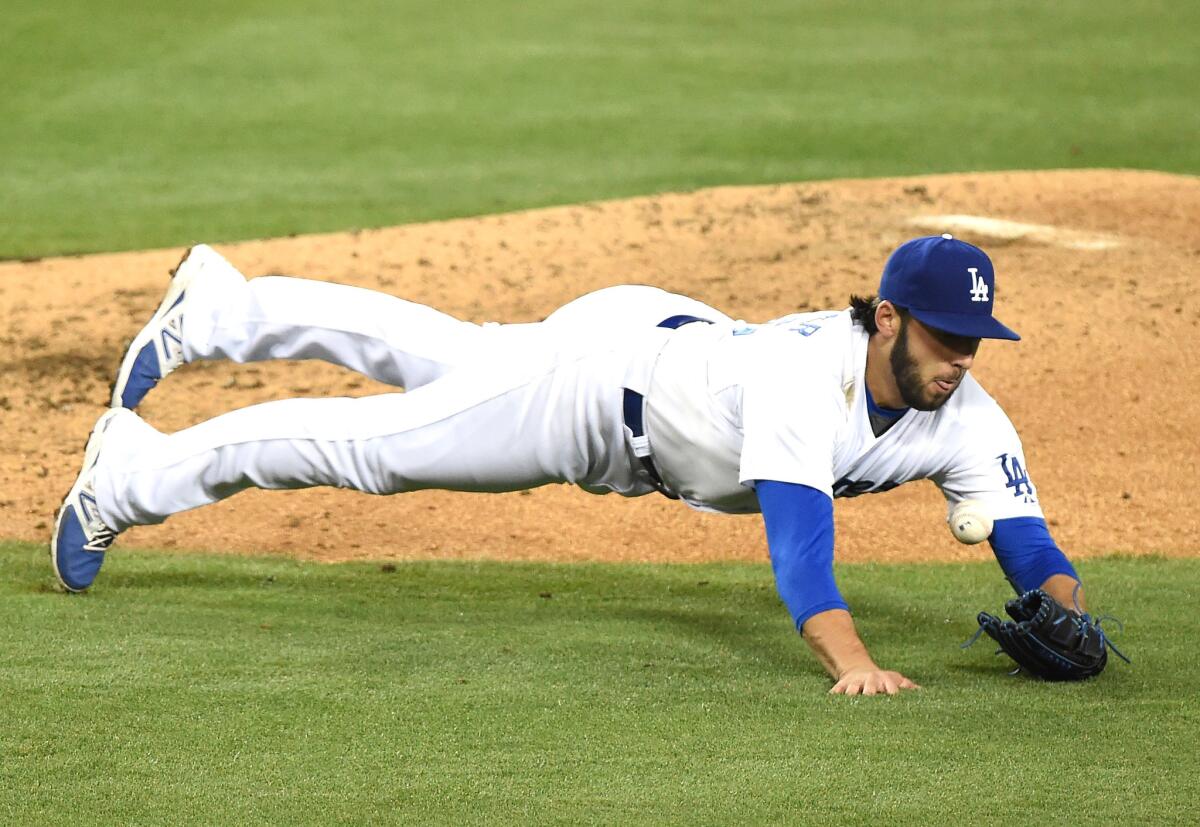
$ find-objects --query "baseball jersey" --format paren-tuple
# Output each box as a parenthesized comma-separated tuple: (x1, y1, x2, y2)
(644, 309, 1045, 519)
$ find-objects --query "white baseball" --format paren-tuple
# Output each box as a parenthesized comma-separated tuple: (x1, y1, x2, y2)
(948, 499, 994, 545)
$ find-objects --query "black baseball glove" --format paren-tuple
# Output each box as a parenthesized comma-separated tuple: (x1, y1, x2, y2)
(965, 588, 1128, 681)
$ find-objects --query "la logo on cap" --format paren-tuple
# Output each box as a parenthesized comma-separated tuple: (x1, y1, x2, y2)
(877, 234, 1021, 341)
(968, 267, 989, 302)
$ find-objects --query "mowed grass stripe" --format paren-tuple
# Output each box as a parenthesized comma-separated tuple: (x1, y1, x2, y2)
(2, 0, 1197, 257)
(1, 543, 1196, 824)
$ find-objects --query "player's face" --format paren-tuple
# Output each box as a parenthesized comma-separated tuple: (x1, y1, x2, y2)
(890, 315, 980, 410)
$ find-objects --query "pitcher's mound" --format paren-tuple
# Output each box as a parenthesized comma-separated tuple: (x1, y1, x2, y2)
(4, 168, 1197, 564)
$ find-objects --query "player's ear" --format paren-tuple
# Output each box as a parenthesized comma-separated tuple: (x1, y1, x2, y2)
(875, 300, 902, 339)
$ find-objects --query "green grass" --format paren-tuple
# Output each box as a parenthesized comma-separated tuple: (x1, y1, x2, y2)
(1, 542, 1195, 824)
(3, 7, 1197, 820)
(1, 0, 1197, 257)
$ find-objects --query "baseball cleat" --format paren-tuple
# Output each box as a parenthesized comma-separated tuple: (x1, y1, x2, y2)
(109, 243, 228, 409)
(50, 408, 127, 592)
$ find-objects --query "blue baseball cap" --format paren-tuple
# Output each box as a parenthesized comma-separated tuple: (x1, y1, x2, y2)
(878, 235, 1020, 341)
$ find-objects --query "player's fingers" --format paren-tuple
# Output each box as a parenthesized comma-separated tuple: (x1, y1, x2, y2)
(898, 676, 921, 690)
(871, 674, 898, 695)
(881, 673, 903, 695)
(830, 676, 861, 695)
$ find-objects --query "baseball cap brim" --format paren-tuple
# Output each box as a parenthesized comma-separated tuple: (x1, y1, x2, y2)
(908, 307, 1021, 341)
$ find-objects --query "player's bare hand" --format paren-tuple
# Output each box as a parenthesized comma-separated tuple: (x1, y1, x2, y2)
(829, 667, 920, 696)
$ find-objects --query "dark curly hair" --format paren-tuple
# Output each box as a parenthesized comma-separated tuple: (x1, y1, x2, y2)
(849, 294, 907, 335)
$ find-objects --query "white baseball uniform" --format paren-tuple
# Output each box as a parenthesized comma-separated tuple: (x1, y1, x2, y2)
(91, 265, 1043, 539)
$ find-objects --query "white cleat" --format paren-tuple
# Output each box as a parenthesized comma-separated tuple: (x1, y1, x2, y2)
(50, 408, 130, 592)
(109, 243, 233, 409)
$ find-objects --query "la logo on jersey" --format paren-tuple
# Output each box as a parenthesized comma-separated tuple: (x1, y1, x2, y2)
(997, 453, 1036, 503)
(968, 268, 989, 303)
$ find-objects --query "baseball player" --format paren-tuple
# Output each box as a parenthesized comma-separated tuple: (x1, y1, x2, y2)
(51, 235, 1090, 694)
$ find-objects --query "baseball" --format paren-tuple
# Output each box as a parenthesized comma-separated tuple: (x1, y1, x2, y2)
(948, 500, 993, 544)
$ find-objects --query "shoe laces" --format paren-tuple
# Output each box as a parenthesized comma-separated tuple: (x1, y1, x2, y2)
(82, 515, 118, 553)
(83, 527, 117, 553)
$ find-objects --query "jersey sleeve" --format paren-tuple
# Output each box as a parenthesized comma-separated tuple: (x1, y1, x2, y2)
(932, 388, 1046, 521)
(756, 480, 848, 630)
(737, 342, 846, 495)
(989, 516, 1079, 593)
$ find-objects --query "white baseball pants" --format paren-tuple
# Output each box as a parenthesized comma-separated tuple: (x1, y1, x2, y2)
(94, 265, 725, 531)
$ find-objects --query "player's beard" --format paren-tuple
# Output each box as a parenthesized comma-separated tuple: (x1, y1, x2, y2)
(890, 318, 959, 411)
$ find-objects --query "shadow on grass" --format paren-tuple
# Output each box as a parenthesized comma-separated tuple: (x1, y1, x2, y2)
(612, 606, 804, 675)
(29, 567, 301, 597)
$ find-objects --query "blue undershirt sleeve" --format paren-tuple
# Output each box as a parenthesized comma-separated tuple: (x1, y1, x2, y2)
(988, 516, 1079, 594)
(756, 480, 847, 631)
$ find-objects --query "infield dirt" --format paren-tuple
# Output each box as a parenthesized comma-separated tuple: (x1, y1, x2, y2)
(3, 169, 1197, 565)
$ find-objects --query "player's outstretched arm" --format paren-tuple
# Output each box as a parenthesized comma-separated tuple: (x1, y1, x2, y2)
(986, 517, 1086, 610)
(756, 480, 920, 695)
(803, 609, 921, 695)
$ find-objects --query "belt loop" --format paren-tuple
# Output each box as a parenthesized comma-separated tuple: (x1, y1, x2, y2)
(622, 387, 678, 499)
(620, 314, 714, 500)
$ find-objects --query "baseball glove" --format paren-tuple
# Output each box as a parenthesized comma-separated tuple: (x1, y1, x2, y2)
(964, 588, 1129, 681)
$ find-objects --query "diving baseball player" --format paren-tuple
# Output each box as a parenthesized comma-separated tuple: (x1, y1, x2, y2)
(51, 235, 1091, 694)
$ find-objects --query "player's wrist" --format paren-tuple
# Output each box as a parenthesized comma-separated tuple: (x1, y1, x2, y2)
(835, 660, 880, 679)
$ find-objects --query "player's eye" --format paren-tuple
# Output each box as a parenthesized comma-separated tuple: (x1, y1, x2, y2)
(934, 329, 980, 356)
